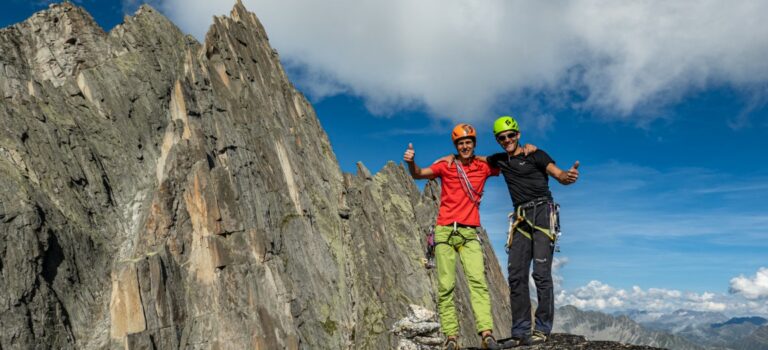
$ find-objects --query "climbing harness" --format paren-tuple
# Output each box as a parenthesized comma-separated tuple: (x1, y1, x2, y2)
(424, 222, 483, 268)
(505, 197, 561, 252)
(437, 222, 482, 252)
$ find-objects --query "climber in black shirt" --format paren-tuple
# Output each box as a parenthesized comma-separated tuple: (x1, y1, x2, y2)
(488, 115, 579, 346)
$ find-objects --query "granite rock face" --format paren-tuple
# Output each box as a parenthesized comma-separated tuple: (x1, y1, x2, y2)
(0, 2, 514, 349)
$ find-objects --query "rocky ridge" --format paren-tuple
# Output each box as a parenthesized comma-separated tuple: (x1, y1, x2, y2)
(0, 2, 513, 349)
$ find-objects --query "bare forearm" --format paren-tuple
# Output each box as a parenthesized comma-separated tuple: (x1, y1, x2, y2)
(407, 162, 431, 179)
(407, 161, 421, 178)
(547, 162, 578, 185)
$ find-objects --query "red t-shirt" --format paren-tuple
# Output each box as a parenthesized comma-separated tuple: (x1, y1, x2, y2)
(428, 158, 500, 226)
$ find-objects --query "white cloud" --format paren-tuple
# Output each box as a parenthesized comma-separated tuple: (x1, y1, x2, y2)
(132, 0, 768, 125)
(730, 267, 768, 300)
(694, 181, 768, 195)
(556, 279, 768, 317)
(699, 301, 727, 312)
(552, 256, 568, 289)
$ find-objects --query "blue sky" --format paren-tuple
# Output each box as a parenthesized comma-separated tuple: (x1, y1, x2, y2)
(4, 0, 768, 316)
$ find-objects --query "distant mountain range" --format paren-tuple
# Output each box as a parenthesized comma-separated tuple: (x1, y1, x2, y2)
(555, 305, 768, 350)
(625, 309, 730, 334)
(712, 317, 768, 329)
(621, 309, 768, 349)
(555, 305, 706, 350)
(737, 325, 768, 350)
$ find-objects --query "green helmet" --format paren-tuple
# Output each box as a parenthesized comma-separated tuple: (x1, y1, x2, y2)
(493, 115, 519, 135)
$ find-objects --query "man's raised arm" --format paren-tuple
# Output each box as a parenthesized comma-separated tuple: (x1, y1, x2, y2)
(403, 143, 436, 179)
(546, 160, 579, 185)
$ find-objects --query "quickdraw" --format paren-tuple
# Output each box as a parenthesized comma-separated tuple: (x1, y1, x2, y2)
(422, 225, 436, 269)
(550, 202, 561, 252)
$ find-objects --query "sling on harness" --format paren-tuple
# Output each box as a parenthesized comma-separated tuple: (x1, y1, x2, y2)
(455, 158, 482, 207)
(505, 197, 561, 252)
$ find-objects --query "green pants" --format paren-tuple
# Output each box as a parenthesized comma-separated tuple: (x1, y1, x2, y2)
(435, 225, 493, 336)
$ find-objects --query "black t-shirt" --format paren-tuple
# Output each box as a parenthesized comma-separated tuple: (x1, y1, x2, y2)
(487, 150, 554, 207)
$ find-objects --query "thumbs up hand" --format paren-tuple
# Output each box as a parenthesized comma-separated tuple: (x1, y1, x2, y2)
(563, 160, 580, 184)
(404, 143, 416, 163)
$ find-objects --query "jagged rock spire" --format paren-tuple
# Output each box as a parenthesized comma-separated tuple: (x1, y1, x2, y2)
(0, 2, 511, 349)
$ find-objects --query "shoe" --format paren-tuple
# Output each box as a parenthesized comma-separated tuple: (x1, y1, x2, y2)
(482, 334, 499, 349)
(443, 337, 459, 350)
(530, 330, 548, 344)
(504, 335, 531, 347)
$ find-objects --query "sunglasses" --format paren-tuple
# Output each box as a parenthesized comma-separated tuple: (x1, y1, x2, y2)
(496, 131, 519, 142)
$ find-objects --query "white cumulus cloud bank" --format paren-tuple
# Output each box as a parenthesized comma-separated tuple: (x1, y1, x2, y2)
(556, 281, 732, 313)
(523, 254, 767, 317)
(138, 0, 768, 123)
(730, 267, 768, 300)
(556, 272, 768, 317)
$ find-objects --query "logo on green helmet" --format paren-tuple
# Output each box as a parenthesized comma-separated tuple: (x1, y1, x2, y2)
(493, 115, 519, 135)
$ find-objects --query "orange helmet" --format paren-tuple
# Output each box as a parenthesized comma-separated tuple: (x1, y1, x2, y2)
(451, 123, 477, 143)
